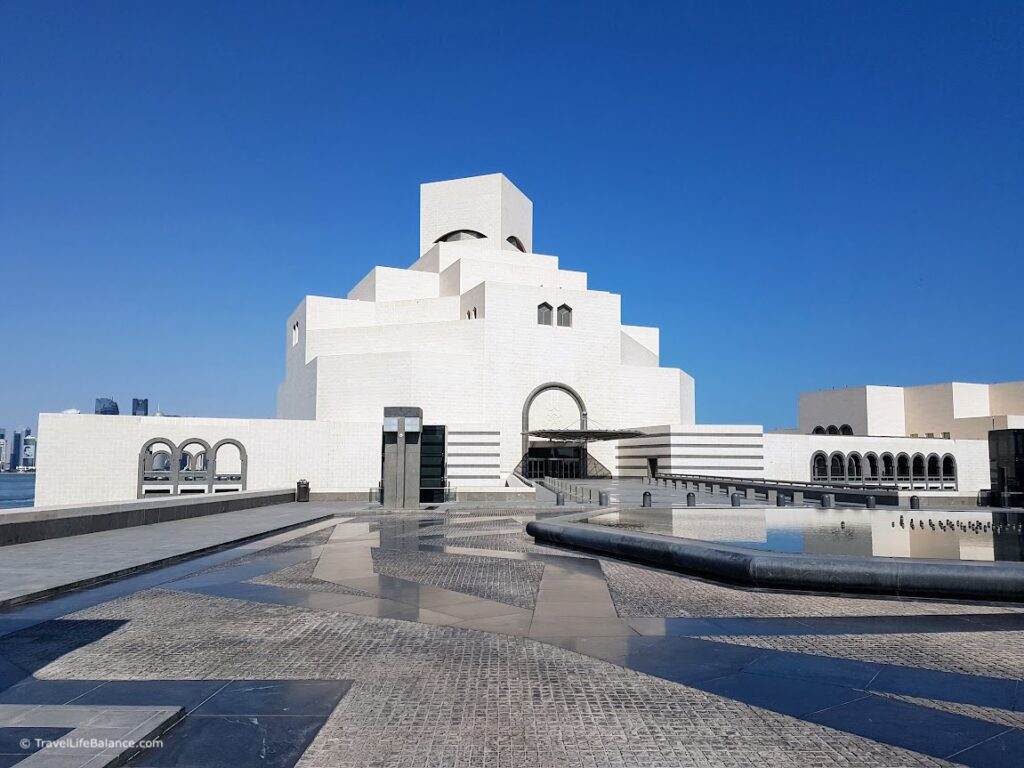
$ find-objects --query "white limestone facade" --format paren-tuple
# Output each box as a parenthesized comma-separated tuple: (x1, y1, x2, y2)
(32, 173, 1004, 506)
(35, 174, 695, 505)
(617, 425, 765, 479)
(276, 173, 694, 483)
(35, 414, 381, 506)
(800, 381, 1024, 440)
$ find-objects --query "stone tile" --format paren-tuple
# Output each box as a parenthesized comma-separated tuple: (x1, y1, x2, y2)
(700, 630, 1024, 680)
(943, 726, 1024, 766)
(599, 558, 1024, 619)
(128, 714, 327, 768)
(369, 548, 544, 609)
(246, 561, 377, 598)
(876, 692, 1024, 730)
(806, 693, 1008, 761)
(67, 681, 228, 712)
(192, 680, 351, 717)
(0, 502, 1018, 767)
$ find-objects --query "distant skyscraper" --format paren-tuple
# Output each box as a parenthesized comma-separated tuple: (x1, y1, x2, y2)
(95, 397, 119, 415)
(132, 398, 149, 417)
(21, 434, 36, 470)
(9, 430, 23, 470)
(0, 429, 7, 471)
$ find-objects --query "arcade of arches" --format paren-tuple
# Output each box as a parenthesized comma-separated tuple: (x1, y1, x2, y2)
(811, 449, 957, 489)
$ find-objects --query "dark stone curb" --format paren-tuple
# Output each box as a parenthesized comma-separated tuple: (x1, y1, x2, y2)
(0, 490, 296, 547)
(525, 513, 1024, 603)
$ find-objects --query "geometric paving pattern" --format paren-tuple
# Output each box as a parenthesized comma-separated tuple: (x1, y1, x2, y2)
(0, 501, 1023, 766)
(600, 558, 1024, 619)
(369, 548, 544, 608)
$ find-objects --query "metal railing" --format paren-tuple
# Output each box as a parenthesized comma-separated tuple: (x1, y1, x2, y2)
(542, 476, 600, 504)
(649, 472, 903, 506)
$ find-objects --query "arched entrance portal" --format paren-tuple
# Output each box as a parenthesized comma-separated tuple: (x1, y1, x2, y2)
(521, 382, 588, 479)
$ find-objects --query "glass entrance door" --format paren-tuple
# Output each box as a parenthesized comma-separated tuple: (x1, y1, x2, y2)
(525, 446, 584, 479)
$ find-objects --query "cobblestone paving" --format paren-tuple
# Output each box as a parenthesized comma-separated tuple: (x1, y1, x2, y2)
(441, 532, 534, 551)
(248, 560, 378, 597)
(370, 548, 544, 609)
(18, 589, 948, 768)
(398, 518, 524, 537)
(698, 631, 1024, 679)
(600, 559, 1024, 618)
(6, 505, 1023, 767)
(443, 530, 590, 558)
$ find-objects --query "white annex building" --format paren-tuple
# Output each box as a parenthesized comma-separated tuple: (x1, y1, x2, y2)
(34, 174, 1004, 506)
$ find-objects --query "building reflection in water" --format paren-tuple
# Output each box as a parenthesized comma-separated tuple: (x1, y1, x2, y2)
(587, 508, 1024, 563)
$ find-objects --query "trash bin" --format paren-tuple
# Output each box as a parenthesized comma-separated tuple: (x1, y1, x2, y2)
(296, 479, 310, 503)
(642, 491, 652, 507)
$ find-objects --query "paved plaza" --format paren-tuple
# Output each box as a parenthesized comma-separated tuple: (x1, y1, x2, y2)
(0, 494, 1022, 766)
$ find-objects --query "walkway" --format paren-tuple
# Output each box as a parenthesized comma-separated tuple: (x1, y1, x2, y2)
(0, 500, 1021, 766)
(0, 502, 349, 607)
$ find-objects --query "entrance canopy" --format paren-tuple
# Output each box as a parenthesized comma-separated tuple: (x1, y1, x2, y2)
(527, 429, 644, 442)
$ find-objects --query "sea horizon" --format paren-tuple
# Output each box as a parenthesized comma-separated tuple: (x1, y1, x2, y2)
(0, 472, 36, 509)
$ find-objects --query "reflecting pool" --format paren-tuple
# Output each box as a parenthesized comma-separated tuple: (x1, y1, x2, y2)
(584, 508, 1024, 562)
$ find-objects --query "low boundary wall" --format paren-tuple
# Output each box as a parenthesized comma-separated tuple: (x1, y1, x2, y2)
(527, 510, 1024, 603)
(0, 489, 295, 547)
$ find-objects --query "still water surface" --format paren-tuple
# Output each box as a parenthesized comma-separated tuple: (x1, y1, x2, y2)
(585, 507, 1024, 563)
(0, 473, 35, 509)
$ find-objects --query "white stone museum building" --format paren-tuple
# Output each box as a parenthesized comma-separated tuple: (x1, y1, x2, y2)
(34, 174, 1020, 506)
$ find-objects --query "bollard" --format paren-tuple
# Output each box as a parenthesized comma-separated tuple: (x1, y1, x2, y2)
(776, 493, 787, 507)
(642, 491, 652, 507)
(866, 495, 876, 509)
(731, 493, 742, 507)
(599, 491, 610, 506)
(745, 487, 757, 500)
(910, 495, 921, 510)
(687, 492, 696, 507)
(821, 493, 835, 508)
(555, 491, 565, 506)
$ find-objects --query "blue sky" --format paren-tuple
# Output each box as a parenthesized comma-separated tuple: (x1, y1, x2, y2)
(2, 1, 1021, 432)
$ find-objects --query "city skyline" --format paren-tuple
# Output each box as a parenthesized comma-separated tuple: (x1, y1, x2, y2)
(2, 1, 1021, 432)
